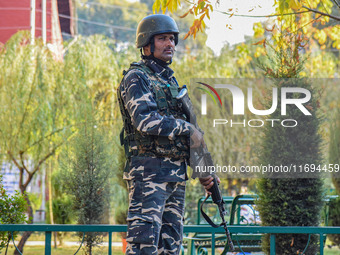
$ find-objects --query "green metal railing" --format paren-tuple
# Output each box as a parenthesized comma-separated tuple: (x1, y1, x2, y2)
(0, 224, 340, 255)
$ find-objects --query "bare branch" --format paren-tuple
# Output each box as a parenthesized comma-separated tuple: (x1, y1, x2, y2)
(22, 125, 75, 153)
(7, 150, 23, 172)
(332, 0, 340, 9)
(302, 5, 340, 21)
(218, 10, 311, 18)
(30, 142, 64, 177)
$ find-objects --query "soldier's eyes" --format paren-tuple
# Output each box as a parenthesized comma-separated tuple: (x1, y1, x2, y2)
(157, 36, 174, 41)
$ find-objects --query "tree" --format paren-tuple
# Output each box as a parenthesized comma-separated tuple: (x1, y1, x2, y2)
(328, 108, 340, 245)
(329, 109, 340, 193)
(76, 0, 149, 42)
(60, 116, 112, 255)
(0, 31, 77, 254)
(255, 31, 324, 254)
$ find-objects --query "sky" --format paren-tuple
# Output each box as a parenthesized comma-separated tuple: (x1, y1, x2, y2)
(205, 0, 275, 55)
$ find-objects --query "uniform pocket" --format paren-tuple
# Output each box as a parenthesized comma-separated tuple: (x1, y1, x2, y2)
(126, 213, 155, 244)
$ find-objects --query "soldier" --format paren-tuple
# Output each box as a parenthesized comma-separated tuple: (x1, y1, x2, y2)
(117, 14, 217, 255)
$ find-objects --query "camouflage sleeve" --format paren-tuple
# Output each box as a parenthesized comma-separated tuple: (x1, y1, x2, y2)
(120, 70, 192, 140)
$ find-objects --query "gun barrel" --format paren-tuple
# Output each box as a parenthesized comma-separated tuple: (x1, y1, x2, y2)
(176, 87, 198, 129)
(219, 206, 235, 251)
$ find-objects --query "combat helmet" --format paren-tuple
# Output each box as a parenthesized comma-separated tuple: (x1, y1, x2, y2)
(136, 14, 179, 48)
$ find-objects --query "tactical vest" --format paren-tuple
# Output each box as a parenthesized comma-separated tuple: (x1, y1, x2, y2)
(118, 62, 190, 160)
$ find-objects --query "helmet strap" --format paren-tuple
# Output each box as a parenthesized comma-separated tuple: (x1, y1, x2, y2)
(142, 54, 171, 67)
(150, 37, 155, 53)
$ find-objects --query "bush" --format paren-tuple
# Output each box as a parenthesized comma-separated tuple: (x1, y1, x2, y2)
(328, 109, 340, 245)
(328, 196, 340, 246)
(0, 174, 28, 253)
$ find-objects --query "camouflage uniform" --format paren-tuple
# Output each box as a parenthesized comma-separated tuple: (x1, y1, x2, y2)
(118, 58, 192, 255)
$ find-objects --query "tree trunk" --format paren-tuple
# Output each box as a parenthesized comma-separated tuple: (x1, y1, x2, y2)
(13, 231, 33, 255)
(14, 186, 34, 254)
(5, 234, 11, 255)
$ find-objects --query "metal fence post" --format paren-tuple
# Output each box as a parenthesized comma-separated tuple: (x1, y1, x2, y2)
(270, 234, 276, 255)
(320, 233, 324, 255)
(211, 232, 215, 255)
(108, 232, 112, 255)
(45, 231, 52, 255)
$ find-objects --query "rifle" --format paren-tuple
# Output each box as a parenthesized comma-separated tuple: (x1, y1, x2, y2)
(176, 86, 235, 252)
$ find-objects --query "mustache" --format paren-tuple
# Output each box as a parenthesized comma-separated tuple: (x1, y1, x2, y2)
(164, 47, 176, 52)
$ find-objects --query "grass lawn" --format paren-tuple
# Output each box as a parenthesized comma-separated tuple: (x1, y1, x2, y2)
(324, 246, 340, 255)
(3, 246, 339, 254)
(5, 246, 124, 255)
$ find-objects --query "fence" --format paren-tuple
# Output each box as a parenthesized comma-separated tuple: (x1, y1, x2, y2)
(0, 224, 340, 255)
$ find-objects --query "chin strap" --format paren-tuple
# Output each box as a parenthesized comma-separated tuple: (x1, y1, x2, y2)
(150, 40, 155, 53)
(141, 53, 171, 67)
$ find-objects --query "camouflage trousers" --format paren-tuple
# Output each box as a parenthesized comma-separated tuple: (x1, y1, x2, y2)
(125, 180, 186, 255)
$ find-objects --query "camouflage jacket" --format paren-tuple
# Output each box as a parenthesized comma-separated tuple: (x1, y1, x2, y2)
(118, 58, 192, 183)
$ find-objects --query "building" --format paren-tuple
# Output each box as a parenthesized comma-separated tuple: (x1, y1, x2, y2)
(1, 162, 46, 223)
(0, 0, 74, 45)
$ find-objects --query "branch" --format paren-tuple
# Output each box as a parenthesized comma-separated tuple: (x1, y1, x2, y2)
(22, 142, 63, 189)
(218, 10, 311, 18)
(332, 0, 340, 10)
(32, 143, 59, 174)
(7, 150, 26, 194)
(302, 5, 340, 21)
(19, 151, 30, 175)
(7, 150, 23, 172)
(22, 125, 75, 154)
(30, 142, 64, 176)
(15, 68, 37, 147)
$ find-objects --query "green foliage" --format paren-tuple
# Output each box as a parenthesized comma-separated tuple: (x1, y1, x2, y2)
(0, 32, 135, 251)
(60, 117, 112, 254)
(76, 0, 148, 43)
(329, 109, 340, 193)
(111, 144, 128, 226)
(45, 169, 76, 245)
(0, 174, 28, 252)
(328, 196, 340, 245)
(46, 170, 76, 225)
(27, 193, 42, 215)
(328, 108, 340, 245)
(0, 31, 73, 163)
(256, 35, 324, 254)
(0, 31, 78, 235)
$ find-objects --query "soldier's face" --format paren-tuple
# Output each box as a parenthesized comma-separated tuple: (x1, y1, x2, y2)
(153, 33, 176, 62)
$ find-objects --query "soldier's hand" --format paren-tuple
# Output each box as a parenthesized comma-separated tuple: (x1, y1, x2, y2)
(199, 175, 221, 195)
(190, 126, 204, 148)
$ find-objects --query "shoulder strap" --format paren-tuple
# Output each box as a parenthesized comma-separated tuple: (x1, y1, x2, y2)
(200, 195, 223, 228)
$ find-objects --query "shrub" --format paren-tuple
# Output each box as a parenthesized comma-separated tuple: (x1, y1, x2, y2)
(0, 174, 28, 253)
